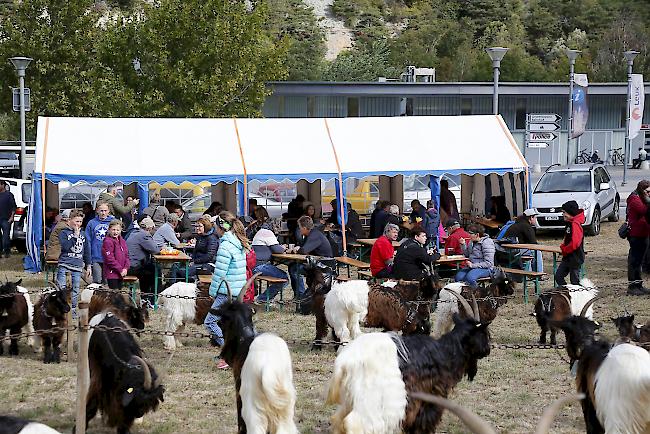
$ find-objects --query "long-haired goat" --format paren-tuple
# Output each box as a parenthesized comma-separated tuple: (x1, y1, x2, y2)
(409, 392, 583, 434)
(0, 278, 36, 356)
(327, 290, 491, 433)
(82, 311, 164, 434)
(303, 257, 339, 350)
(209, 279, 297, 434)
(158, 281, 213, 350)
(554, 298, 650, 434)
(80, 286, 149, 332)
(33, 286, 70, 364)
(611, 312, 650, 345)
(533, 278, 598, 345)
(0, 415, 61, 434)
(432, 272, 515, 338)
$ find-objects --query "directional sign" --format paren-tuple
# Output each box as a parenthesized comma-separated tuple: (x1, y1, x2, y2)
(528, 132, 557, 142)
(527, 142, 549, 149)
(529, 123, 560, 132)
(11, 88, 31, 112)
(529, 113, 561, 123)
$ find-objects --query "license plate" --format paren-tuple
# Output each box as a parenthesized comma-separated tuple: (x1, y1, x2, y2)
(545, 216, 559, 221)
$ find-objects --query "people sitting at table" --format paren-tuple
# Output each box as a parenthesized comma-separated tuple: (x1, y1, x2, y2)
(143, 193, 169, 230)
(370, 223, 399, 278)
(444, 219, 470, 256)
(489, 195, 511, 225)
(172, 204, 193, 241)
(392, 227, 441, 281)
(440, 179, 459, 223)
(153, 213, 181, 248)
(204, 201, 223, 217)
(126, 216, 160, 306)
(633, 147, 648, 169)
(298, 202, 322, 240)
(500, 209, 543, 273)
(286, 194, 306, 243)
(455, 224, 495, 288)
(251, 224, 288, 304)
(289, 216, 333, 314)
(181, 216, 219, 280)
(371, 200, 391, 238)
(409, 199, 426, 223)
(247, 206, 272, 240)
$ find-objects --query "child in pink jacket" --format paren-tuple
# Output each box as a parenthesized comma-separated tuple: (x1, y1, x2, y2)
(102, 220, 130, 289)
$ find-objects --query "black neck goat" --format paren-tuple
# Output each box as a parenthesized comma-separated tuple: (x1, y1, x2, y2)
(83, 312, 164, 434)
(33, 286, 70, 364)
(0, 278, 27, 356)
(84, 287, 149, 332)
(327, 290, 491, 433)
(611, 312, 650, 345)
(209, 276, 297, 434)
(554, 297, 650, 434)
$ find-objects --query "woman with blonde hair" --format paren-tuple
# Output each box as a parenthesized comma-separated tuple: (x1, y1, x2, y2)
(204, 211, 250, 369)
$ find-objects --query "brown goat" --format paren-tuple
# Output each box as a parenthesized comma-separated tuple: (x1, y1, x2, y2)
(0, 279, 27, 356)
(33, 288, 70, 363)
(611, 313, 650, 345)
(85, 288, 149, 331)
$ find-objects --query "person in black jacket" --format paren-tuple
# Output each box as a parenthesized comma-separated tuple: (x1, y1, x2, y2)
(392, 227, 441, 280)
(370, 200, 390, 238)
(489, 195, 512, 224)
(501, 208, 543, 272)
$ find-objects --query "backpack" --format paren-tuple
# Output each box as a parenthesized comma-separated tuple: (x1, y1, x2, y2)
(326, 230, 343, 257)
(242, 249, 257, 303)
(496, 220, 516, 240)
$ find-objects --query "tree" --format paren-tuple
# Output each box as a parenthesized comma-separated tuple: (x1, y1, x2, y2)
(322, 40, 401, 81)
(100, 0, 288, 117)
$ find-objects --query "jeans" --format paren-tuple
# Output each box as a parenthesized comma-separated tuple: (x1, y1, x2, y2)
(56, 266, 81, 311)
(518, 249, 544, 273)
(91, 262, 104, 284)
(628, 236, 649, 282)
(203, 293, 228, 347)
(455, 267, 492, 287)
(555, 260, 580, 286)
(0, 218, 10, 254)
(288, 263, 306, 299)
(254, 263, 288, 302)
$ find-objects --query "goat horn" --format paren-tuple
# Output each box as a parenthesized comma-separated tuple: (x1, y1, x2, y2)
(237, 273, 262, 303)
(132, 355, 152, 391)
(410, 392, 496, 434)
(579, 295, 603, 318)
(534, 393, 584, 434)
(442, 288, 474, 320)
(471, 292, 480, 322)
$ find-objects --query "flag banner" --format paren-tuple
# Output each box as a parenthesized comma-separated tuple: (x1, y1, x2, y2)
(629, 74, 645, 140)
(571, 73, 589, 139)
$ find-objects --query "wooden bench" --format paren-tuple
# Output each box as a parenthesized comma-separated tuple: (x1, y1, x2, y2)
(255, 275, 289, 312)
(123, 275, 140, 304)
(198, 275, 212, 287)
(500, 267, 547, 304)
(335, 256, 371, 278)
(44, 259, 58, 283)
(356, 270, 389, 283)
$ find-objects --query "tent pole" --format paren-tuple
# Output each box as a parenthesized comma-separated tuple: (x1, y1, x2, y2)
(324, 119, 347, 256)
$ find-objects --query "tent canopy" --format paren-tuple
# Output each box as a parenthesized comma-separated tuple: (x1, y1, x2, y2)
(34, 115, 527, 184)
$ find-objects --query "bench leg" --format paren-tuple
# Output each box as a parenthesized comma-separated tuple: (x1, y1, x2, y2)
(523, 275, 528, 304)
(347, 264, 351, 279)
(154, 262, 159, 311)
(534, 277, 540, 296)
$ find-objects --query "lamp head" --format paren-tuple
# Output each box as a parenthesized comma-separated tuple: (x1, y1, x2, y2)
(9, 56, 32, 72)
(624, 50, 639, 64)
(565, 49, 581, 63)
(485, 47, 508, 66)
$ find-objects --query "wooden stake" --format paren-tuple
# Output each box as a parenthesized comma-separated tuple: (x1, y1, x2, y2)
(66, 308, 75, 362)
(75, 301, 89, 434)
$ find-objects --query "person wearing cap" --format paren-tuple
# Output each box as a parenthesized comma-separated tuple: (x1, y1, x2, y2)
(153, 213, 181, 249)
(126, 216, 161, 305)
(46, 209, 72, 261)
(503, 209, 544, 273)
(444, 219, 470, 256)
(0, 180, 15, 258)
(555, 200, 585, 286)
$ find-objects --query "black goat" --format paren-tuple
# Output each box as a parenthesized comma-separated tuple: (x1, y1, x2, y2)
(611, 312, 650, 345)
(82, 312, 164, 434)
(33, 287, 70, 363)
(0, 279, 27, 356)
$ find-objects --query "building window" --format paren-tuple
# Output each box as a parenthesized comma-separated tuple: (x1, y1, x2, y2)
(461, 98, 472, 115)
(620, 106, 627, 129)
(347, 97, 359, 117)
(515, 98, 527, 130)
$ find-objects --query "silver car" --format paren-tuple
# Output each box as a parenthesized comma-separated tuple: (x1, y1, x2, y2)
(532, 164, 620, 236)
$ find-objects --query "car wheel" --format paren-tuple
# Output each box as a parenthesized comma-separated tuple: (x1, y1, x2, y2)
(608, 198, 620, 222)
(586, 208, 600, 236)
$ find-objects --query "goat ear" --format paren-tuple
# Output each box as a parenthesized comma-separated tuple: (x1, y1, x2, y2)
(122, 387, 135, 407)
(14, 278, 22, 286)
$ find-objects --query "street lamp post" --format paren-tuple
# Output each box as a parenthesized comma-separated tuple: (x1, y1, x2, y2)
(565, 49, 581, 165)
(622, 50, 639, 186)
(485, 47, 508, 115)
(9, 56, 32, 180)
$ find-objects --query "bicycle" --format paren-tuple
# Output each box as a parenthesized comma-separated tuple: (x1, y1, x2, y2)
(608, 147, 625, 166)
(575, 149, 596, 164)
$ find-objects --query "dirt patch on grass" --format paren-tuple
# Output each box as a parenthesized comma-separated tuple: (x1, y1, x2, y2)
(0, 221, 639, 432)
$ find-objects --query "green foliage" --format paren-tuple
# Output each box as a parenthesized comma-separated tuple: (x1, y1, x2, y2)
(322, 41, 400, 81)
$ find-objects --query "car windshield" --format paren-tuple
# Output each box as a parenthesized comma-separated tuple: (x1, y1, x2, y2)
(535, 171, 591, 193)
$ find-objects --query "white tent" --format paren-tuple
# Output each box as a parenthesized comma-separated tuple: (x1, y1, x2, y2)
(26, 115, 529, 271)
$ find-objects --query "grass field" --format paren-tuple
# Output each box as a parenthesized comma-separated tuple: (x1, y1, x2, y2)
(0, 221, 642, 433)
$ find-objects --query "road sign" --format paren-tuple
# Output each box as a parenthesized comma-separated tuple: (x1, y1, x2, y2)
(527, 142, 549, 148)
(528, 132, 557, 142)
(11, 88, 31, 112)
(529, 123, 560, 132)
(529, 113, 561, 123)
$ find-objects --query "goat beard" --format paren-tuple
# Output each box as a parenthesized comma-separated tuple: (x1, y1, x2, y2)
(466, 358, 478, 381)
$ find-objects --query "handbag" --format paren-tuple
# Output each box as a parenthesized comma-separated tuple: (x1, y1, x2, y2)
(618, 203, 630, 239)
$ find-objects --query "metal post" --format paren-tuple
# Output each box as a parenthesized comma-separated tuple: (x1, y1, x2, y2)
(485, 47, 508, 115)
(9, 57, 32, 179)
(622, 50, 639, 186)
(565, 49, 580, 165)
(75, 301, 89, 434)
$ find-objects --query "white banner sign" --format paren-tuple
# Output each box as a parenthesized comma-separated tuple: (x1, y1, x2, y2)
(629, 74, 645, 140)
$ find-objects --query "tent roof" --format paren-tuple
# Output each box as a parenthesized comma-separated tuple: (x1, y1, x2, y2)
(34, 115, 527, 184)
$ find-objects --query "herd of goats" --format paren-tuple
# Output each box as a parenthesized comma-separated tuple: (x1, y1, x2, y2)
(1, 256, 650, 433)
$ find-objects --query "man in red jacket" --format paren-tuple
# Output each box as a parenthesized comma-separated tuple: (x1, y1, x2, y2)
(444, 219, 471, 256)
(370, 223, 399, 277)
(555, 200, 585, 286)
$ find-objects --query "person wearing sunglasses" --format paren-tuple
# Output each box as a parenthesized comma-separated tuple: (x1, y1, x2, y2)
(454, 224, 495, 287)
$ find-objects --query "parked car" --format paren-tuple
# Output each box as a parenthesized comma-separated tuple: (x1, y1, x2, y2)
(0, 177, 31, 252)
(181, 192, 286, 222)
(532, 164, 619, 236)
(0, 153, 20, 178)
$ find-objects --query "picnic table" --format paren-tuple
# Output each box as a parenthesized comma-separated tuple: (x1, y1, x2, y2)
(355, 238, 401, 261)
(152, 252, 192, 309)
(435, 255, 467, 270)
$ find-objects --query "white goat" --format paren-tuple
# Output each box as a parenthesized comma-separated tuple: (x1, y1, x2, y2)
(432, 282, 464, 338)
(158, 282, 203, 350)
(324, 280, 370, 345)
(327, 332, 408, 434)
(241, 333, 298, 434)
(16, 286, 38, 352)
(565, 279, 598, 318)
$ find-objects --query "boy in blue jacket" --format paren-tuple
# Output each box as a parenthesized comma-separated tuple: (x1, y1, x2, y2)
(85, 201, 114, 283)
(57, 210, 91, 315)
